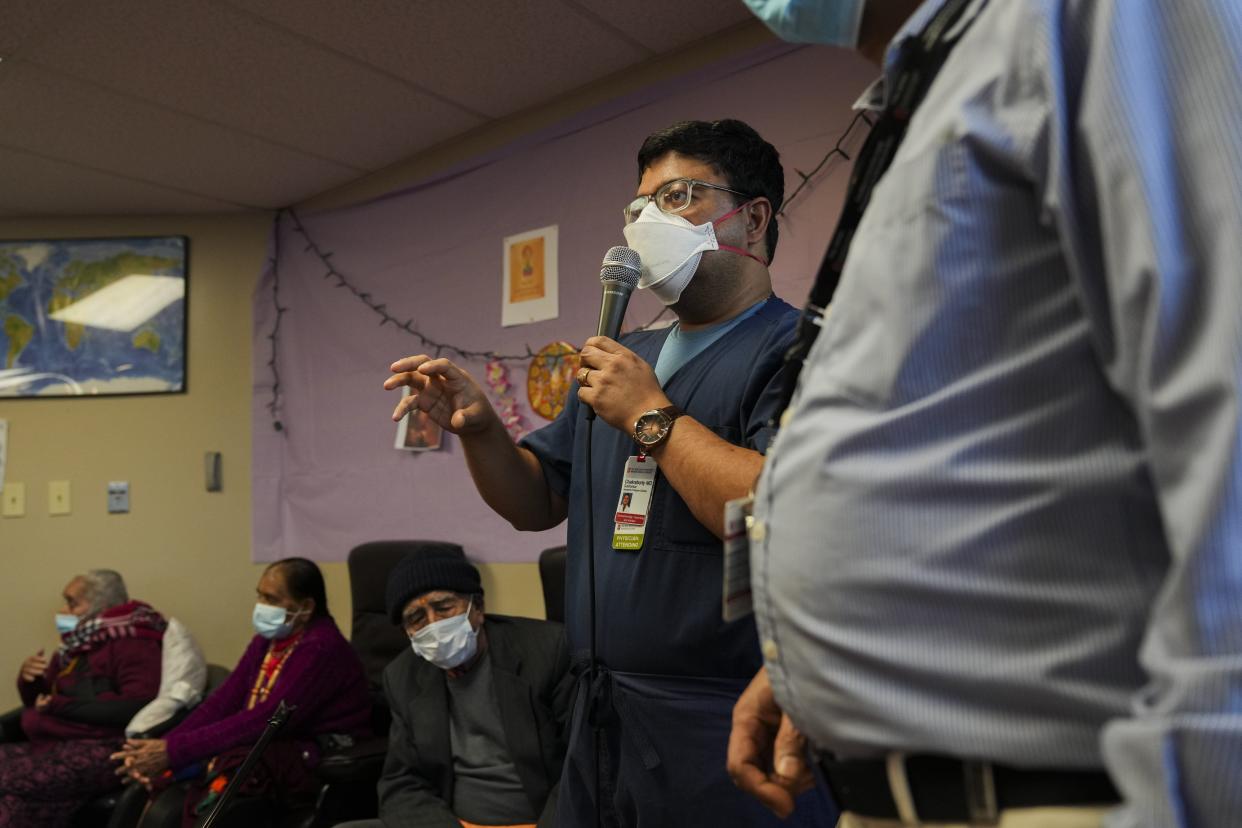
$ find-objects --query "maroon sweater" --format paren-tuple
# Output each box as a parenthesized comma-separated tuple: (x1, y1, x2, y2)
(18, 636, 162, 742)
(163, 616, 370, 770)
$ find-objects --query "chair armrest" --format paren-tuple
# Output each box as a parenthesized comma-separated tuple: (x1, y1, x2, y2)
(314, 735, 388, 784)
(0, 706, 26, 744)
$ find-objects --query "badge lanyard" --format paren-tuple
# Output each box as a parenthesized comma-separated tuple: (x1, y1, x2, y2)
(776, 0, 991, 415)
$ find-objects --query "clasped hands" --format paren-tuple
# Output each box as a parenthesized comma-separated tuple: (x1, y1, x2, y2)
(386, 336, 669, 436)
(110, 739, 170, 788)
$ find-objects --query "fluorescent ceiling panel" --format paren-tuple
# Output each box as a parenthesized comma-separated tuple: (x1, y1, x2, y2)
(49, 274, 184, 331)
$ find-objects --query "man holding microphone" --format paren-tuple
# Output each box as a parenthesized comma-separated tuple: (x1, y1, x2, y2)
(386, 119, 832, 826)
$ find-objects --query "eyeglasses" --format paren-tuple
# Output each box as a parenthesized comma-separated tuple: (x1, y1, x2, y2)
(401, 594, 470, 635)
(624, 178, 752, 224)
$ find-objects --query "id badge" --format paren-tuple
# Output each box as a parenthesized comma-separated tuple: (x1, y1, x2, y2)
(722, 495, 754, 621)
(611, 456, 657, 551)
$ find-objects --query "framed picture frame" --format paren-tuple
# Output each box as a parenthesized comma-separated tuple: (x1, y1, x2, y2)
(394, 388, 443, 452)
(0, 235, 189, 398)
(501, 224, 558, 327)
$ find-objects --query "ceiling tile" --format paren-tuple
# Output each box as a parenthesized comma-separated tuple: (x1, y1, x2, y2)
(26, 0, 485, 169)
(0, 0, 76, 57)
(0, 62, 363, 209)
(570, 0, 755, 53)
(0, 0, 775, 216)
(0, 145, 244, 215)
(222, 0, 652, 118)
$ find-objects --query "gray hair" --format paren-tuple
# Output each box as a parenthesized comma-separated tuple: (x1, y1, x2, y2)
(79, 569, 129, 615)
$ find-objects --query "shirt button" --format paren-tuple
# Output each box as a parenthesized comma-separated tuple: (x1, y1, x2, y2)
(762, 639, 780, 661)
(749, 520, 766, 543)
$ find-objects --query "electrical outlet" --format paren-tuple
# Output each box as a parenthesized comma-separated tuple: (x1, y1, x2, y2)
(107, 481, 130, 514)
(2, 482, 25, 517)
(49, 481, 71, 515)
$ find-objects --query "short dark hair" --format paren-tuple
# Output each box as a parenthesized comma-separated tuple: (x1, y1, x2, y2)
(268, 557, 329, 619)
(637, 119, 784, 262)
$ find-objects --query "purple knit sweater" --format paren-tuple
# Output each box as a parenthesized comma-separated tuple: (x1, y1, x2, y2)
(164, 616, 370, 770)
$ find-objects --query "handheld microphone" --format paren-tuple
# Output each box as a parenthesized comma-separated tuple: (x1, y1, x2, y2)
(585, 246, 641, 421)
(595, 246, 641, 339)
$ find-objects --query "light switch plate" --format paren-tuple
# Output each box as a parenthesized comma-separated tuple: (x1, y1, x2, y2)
(49, 480, 71, 515)
(2, 482, 24, 517)
(205, 451, 222, 492)
(107, 481, 130, 514)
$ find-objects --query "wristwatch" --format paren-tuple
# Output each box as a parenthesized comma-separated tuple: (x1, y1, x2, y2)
(633, 405, 685, 452)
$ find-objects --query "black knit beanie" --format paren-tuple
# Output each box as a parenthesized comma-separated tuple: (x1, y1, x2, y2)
(385, 551, 483, 624)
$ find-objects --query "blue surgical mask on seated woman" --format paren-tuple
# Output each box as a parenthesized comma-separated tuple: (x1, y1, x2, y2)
(55, 613, 80, 635)
(252, 602, 308, 640)
(409, 601, 479, 670)
(743, 0, 866, 46)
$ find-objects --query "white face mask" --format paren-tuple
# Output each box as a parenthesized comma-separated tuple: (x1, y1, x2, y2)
(410, 601, 479, 670)
(622, 201, 762, 306)
(743, 0, 866, 47)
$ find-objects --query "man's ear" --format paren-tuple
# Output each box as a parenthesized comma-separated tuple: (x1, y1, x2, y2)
(745, 198, 773, 248)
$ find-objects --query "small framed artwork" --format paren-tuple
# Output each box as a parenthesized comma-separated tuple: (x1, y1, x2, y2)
(0, 236, 188, 398)
(394, 389, 443, 452)
(501, 225, 558, 327)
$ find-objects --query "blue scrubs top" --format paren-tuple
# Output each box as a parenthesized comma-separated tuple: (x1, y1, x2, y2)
(521, 296, 798, 679)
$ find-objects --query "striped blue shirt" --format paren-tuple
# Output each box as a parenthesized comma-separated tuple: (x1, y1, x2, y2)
(752, 2, 1242, 825)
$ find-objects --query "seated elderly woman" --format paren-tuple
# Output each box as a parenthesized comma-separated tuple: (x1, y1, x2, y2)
(0, 569, 165, 827)
(114, 557, 370, 828)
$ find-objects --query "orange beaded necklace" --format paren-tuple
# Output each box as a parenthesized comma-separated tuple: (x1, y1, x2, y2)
(246, 631, 302, 710)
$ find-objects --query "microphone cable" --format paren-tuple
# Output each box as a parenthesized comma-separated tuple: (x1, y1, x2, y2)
(580, 245, 638, 828)
(584, 414, 602, 828)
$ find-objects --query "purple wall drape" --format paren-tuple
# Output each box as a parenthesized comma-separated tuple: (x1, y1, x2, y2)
(251, 43, 876, 563)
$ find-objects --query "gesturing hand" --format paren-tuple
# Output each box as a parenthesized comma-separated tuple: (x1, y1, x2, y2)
(727, 667, 815, 819)
(385, 356, 498, 435)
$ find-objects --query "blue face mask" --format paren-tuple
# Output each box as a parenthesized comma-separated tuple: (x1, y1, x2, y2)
(252, 603, 307, 640)
(743, 0, 866, 46)
(55, 613, 80, 635)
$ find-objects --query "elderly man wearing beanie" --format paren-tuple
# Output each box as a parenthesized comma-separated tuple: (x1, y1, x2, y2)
(338, 550, 571, 828)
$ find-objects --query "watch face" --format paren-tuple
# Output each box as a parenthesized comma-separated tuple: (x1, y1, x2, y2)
(635, 410, 669, 446)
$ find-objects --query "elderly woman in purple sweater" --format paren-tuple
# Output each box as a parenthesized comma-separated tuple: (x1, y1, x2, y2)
(114, 558, 370, 826)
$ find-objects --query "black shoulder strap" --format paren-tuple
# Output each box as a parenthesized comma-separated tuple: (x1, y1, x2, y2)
(777, 0, 990, 415)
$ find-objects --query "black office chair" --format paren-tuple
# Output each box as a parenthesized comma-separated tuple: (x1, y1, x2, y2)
(539, 545, 567, 623)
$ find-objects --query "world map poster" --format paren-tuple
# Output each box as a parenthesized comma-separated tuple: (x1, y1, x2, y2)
(0, 236, 187, 397)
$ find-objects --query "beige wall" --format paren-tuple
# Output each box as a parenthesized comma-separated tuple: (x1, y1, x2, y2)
(0, 213, 546, 710)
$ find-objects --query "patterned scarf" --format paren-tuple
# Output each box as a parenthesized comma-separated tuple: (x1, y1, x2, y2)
(59, 600, 167, 657)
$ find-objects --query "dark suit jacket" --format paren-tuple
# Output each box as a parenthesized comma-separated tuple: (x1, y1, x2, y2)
(378, 614, 572, 828)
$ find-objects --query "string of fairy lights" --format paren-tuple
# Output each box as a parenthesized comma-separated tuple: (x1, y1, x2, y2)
(263, 114, 871, 431)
